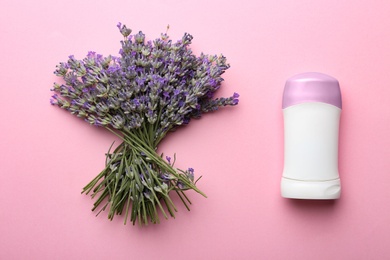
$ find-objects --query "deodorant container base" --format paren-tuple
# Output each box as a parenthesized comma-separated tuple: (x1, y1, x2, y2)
(281, 72, 342, 200)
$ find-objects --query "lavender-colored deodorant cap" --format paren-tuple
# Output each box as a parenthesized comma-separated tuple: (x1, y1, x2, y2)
(282, 72, 342, 109)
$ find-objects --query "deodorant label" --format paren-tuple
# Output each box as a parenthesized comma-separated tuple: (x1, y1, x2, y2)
(283, 102, 340, 181)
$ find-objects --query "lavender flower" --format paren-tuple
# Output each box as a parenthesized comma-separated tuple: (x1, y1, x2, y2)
(51, 23, 239, 226)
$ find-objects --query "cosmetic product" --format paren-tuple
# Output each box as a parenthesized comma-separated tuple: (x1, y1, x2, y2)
(281, 72, 342, 199)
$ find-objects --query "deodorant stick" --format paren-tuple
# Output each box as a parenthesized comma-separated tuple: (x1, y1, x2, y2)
(281, 72, 342, 199)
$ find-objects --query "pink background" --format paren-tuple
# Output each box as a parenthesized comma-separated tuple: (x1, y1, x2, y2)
(1, 0, 390, 259)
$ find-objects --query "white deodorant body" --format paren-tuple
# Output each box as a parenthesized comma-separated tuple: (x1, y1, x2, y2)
(281, 72, 342, 199)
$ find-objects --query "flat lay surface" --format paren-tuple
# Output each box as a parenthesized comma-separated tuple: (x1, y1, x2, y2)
(1, 0, 390, 259)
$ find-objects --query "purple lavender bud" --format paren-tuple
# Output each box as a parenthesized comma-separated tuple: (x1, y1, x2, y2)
(146, 109, 157, 124)
(87, 51, 96, 58)
(111, 114, 125, 129)
(207, 78, 217, 87)
(187, 168, 194, 182)
(160, 172, 175, 181)
(163, 91, 170, 98)
(173, 89, 180, 96)
(135, 77, 145, 86)
(95, 83, 107, 95)
(96, 117, 110, 126)
(94, 120, 101, 126)
(117, 22, 132, 38)
(107, 97, 120, 110)
(96, 102, 109, 114)
(177, 180, 188, 190)
(107, 65, 120, 74)
(133, 98, 140, 107)
(67, 55, 81, 71)
(206, 91, 214, 98)
(117, 91, 127, 101)
(121, 101, 131, 112)
(83, 102, 96, 112)
(166, 156, 171, 163)
(181, 33, 193, 45)
(54, 62, 68, 76)
(51, 83, 61, 91)
(143, 191, 151, 200)
(77, 109, 88, 118)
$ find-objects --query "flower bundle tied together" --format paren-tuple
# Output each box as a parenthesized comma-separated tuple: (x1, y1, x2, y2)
(51, 23, 239, 225)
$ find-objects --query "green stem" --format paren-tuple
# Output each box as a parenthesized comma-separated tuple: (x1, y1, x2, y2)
(119, 128, 206, 197)
(83, 125, 206, 226)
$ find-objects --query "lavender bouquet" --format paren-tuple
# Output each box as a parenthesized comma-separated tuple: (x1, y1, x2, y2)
(51, 23, 239, 225)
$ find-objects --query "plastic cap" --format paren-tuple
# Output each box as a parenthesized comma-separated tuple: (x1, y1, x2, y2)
(282, 72, 342, 109)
